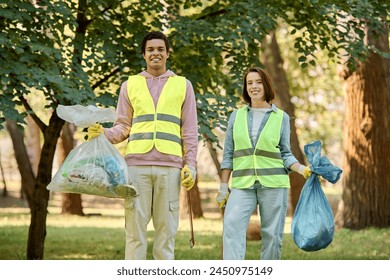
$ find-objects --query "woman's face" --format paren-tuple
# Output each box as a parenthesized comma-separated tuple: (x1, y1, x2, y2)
(246, 71, 265, 102)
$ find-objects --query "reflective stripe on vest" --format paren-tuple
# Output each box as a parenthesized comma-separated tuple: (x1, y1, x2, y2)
(232, 107, 290, 189)
(125, 75, 186, 157)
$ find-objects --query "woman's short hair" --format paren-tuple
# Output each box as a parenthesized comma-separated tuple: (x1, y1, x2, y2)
(242, 67, 275, 104)
(141, 31, 170, 54)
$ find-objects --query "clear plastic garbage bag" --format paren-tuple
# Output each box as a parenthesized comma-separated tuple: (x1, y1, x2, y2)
(291, 140, 342, 251)
(47, 105, 137, 199)
(56, 104, 117, 128)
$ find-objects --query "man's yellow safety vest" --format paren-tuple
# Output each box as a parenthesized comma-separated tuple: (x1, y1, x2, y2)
(125, 75, 186, 157)
(231, 107, 290, 189)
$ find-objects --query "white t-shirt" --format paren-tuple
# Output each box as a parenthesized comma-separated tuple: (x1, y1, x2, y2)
(251, 108, 268, 144)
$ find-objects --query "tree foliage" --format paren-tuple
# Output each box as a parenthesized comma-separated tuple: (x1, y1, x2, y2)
(0, 0, 388, 259)
(1, 0, 388, 141)
(275, 25, 344, 155)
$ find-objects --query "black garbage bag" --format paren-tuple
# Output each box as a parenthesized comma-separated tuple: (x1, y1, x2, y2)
(291, 140, 342, 252)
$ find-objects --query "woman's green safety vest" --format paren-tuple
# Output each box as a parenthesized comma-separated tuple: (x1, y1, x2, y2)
(232, 107, 290, 189)
(126, 75, 186, 157)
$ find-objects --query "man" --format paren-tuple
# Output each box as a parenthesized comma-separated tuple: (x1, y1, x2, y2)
(87, 31, 198, 260)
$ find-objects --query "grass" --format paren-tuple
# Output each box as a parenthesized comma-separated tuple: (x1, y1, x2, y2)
(1, 206, 389, 260)
(1, 184, 389, 260)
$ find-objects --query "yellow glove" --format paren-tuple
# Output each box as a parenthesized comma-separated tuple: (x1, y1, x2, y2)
(303, 166, 312, 179)
(87, 123, 104, 141)
(298, 165, 312, 179)
(181, 165, 196, 191)
(216, 183, 230, 210)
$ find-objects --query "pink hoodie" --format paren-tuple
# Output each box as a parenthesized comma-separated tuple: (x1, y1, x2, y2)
(104, 70, 198, 169)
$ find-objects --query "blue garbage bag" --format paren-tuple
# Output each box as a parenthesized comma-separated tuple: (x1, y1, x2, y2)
(291, 140, 342, 252)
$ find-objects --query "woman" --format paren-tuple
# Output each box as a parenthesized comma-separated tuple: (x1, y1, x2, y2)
(216, 66, 311, 260)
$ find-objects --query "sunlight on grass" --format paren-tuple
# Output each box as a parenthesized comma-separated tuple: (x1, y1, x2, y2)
(179, 216, 223, 234)
(198, 181, 219, 190)
(62, 253, 96, 260)
(46, 213, 124, 228)
(0, 212, 30, 226)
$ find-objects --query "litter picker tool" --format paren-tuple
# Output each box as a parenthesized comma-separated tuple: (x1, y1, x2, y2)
(184, 172, 195, 248)
(187, 190, 195, 248)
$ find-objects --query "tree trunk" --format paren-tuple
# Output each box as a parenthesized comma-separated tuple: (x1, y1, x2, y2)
(61, 193, 84, 215)
(261, 31, 306, 215)
(25, 115, 41, 176)
(0, 148, 8, 197)
(5, 119, 34, 207)
(58, 122, 84, 215)
(202, 134, 222, 179)
(337, 22, 390, 229)
(27, 113, 64, 259)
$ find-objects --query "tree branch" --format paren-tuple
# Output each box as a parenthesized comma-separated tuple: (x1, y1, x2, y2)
(20, 95, 47, 132)
(88, 3, 115, 25)
(195, 8, 228, 20)
(91, 66, 121, 90)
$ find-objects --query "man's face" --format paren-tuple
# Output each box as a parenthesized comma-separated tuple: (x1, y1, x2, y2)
(143, 39, 169, 72)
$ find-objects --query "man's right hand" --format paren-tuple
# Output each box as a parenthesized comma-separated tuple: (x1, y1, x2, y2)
(87, 123, 104, 141)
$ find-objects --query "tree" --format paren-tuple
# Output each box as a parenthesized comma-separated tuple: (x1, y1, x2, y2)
(1, 0, 387, 259)
(1, 0, 159, 259)
(25, 115, 41, 177)
(5, 120, 34, 206)
(261, 30, 306, 214)
(58, 123, 84, 215)
(337, 20, 390, 229)
(180, 179, 203, 219)
(0, 148, 8, 197)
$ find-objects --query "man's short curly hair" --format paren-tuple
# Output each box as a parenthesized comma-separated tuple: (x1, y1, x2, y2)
(141, 31, 170, 54)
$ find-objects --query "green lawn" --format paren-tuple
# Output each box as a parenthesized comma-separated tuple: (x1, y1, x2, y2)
(0, 207, 389, 260)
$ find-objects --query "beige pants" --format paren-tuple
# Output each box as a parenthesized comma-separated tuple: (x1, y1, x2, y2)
(124, 165, 181, 260)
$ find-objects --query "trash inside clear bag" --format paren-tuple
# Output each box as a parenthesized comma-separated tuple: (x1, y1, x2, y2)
(48, 134, 136, 198)
(291, 140, 342, 251)
(47, 105, 137, 198)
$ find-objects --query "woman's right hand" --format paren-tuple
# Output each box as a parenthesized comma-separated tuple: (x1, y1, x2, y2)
(216, 183, 230, 209)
